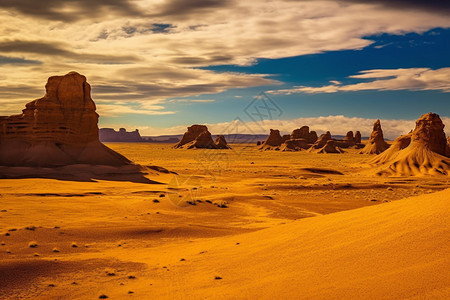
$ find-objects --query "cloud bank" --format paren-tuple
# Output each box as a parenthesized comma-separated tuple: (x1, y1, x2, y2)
(0, 0, 450, 117)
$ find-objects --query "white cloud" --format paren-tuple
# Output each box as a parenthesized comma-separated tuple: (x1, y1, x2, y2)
(96, 102, 176, 117)
(1, 1, 450, 116)
(268, 67, 450, 94)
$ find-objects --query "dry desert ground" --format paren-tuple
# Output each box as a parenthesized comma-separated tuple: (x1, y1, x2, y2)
(1, 143, 449, 299)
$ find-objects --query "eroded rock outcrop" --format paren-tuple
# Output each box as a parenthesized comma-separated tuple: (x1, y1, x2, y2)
(355, 131, 362, 144)
(308, 131, 332, 150)
(0, 72, 131, 167)
(174, 125, 210, 148)
(174, 125, 230, 149)
(280, 139, 309, 151)
(214, 135, 231, 149)
(313, 140, 344, 154)
(290, 126, 318, 144)
(370, 113, 450, 176)
(260, 129, 283, 150)
(359, 120, 390, 154)
(279, 126, 318, 151)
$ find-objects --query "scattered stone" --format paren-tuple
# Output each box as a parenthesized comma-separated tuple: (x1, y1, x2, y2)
(28, 241, 38, 248)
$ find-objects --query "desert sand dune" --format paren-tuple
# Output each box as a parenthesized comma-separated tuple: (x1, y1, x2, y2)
(1, 174, 448, 299)
(1, 143, 449, 299)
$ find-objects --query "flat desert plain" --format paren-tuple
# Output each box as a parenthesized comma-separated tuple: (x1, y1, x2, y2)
(1, 143, 449, 299)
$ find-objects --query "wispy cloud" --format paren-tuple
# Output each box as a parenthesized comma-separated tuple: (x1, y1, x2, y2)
(96, 102, 176, 117)
(268, 68, 450, 94)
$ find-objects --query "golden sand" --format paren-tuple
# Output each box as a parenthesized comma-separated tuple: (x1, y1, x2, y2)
(0, 144, 449, 299)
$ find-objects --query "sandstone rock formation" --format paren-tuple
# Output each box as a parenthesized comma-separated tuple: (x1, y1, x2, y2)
(290, 126, 318, 144)
(260, 129, 283, 150)
(343, 131, 354, 144)
(174, 125, 229, 149)
(313, 140, 344, 154)
(174, 125, 210, 148)
(0, 72, 131, 167)
(335, 130, 363, 149)
(308, 131, 332, 150)
(214, 135, 231, 149)
(359, 120, 390, 154)
(185, 131, 217, 149)
(354, 131, 362, 144)
(278, 126, 318, 151)
(280, 139, 309, 151)
(99, 128, 145, 142)
(370, 113, 450, 176)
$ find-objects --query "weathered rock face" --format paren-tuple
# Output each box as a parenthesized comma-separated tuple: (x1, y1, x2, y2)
(280, 139, 309, 151)
(1, 72, 98, 145)
(174, 125, 209, 148)
(185, 130, 217, 149)
(370, 113, 450, 176)
(174, 125, 228, 149)
(343, 131, 354, 144)
(214, 135, 231, 149)
(290, 126, 318, 144)
(260, 129, 283, 150)
(312, 140, 344, 154)
(359, 120, 390, 154)
(0, 72, 131, 167)
(309, 131, 332, 150)
(411, 112, 447, 155)
(355, 131, 362, 144)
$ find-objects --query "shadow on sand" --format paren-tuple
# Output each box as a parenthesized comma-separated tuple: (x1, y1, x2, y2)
(0, 164, 164, 184)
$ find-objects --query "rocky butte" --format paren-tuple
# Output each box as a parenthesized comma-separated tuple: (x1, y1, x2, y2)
(371, 112, 450, 176)
(174, 125, 231, 149)
(99, 128, 146, 143)
(0, 72, 131, 167)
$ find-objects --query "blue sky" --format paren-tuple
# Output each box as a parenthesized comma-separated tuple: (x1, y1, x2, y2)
(0, 1, 449, 138)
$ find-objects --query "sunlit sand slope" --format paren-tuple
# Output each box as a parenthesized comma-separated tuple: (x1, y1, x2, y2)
(144, 189, 450, 299)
